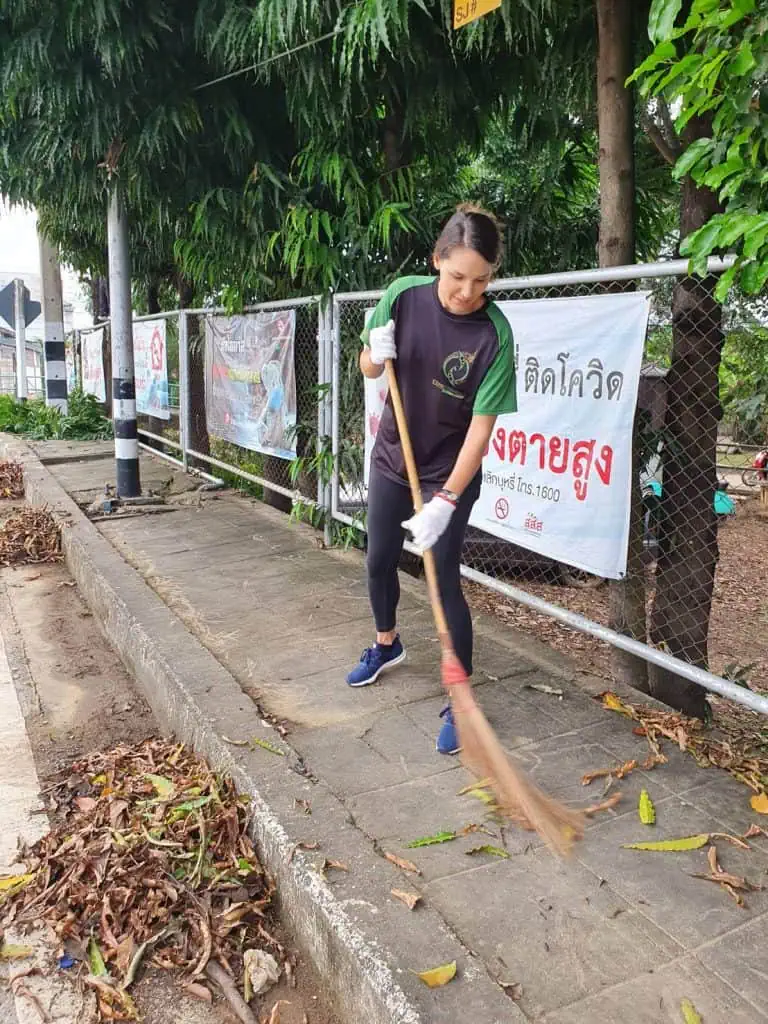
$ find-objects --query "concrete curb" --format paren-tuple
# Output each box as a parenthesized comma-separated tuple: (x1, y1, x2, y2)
(4, 438, 522, 1024)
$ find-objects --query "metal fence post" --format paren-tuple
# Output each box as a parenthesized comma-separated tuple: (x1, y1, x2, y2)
(321, 301, 333, 547)
(330, 296, 341, 523)
(38, 233, 68, 412)
(178, 310, 190, 473)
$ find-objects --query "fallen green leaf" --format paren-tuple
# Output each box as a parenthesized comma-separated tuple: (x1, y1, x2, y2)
(167, 795, 213, 820)
(145, 774, 175, 801)
(623, 834, 710, 852)
(406, 831, 457, 848)
(0, 943, 33, 960)
(639, 789, 656, 825)
(466, 845, 510, 859)
(88, 936, 108, 978)
(251, 738, 286, 756)
(413, 961, 457, 988)
(681, 997, 702, 1024)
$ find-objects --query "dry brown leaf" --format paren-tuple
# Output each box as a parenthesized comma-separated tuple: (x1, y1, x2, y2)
(183, 982, 212, 1003)
(384, 852, 421, 875)
(74, 796, 98, 814)
(582, 793, 623, 816)
(581, 760, 637, 786)
(743, 824, 768, 840)
(391, 889, 421, 910)
(322, 859, 348, 873)
(500, 980, 523, 1001)
(269, 1000, 291, 1024)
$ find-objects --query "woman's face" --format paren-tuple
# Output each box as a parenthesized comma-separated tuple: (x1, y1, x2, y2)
(434, 245, 493, 315)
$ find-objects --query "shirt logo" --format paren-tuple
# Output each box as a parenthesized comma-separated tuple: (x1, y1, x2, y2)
(443, 351, 476, 388)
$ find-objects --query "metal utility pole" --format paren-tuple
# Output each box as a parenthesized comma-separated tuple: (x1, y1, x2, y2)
(38, 234, 68, 412)
(107, 185, 141, 497)
(13, 278, 27, 402)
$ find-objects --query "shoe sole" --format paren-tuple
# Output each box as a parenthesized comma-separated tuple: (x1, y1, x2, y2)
(436, 742, 461, 755)
(347, 649, 407, 687)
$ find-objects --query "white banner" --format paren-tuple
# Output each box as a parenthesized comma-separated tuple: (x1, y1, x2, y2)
(133, 319, 170, 420)
(363, 291, 650, 579)
(81, 328, 106, 403)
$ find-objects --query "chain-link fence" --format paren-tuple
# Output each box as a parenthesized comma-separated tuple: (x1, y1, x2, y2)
(331, 261, 768, 716)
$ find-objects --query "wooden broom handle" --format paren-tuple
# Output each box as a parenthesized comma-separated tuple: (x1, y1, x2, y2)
(384, 359, 451, 639)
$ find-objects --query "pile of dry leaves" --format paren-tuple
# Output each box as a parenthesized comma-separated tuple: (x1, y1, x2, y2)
(0, 506, 61, 566)
(597, 691, 768, 799)
(0, 739, 290, 1022)
(0, 459, 24, 499)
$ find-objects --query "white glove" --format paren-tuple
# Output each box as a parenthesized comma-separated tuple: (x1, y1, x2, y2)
(402, 494, 456, 551)
(368, 319, 396, 365)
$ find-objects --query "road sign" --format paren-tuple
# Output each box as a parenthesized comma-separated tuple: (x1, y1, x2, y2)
(453, 0, 502, 29)
(0, 281, 41, 329)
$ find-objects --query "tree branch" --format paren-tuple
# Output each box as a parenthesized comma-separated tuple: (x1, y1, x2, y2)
(640, 107, 679, 166)
(657, 97, 682, 154)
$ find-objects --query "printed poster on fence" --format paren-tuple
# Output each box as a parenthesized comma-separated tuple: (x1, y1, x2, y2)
(81, 328, 106, 403)
(133, 319, 170, 420)
(205, 310, 297, 459)
(363, 291, 650, 579)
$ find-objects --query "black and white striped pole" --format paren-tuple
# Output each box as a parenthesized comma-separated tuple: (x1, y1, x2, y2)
(38, 234, 68, 412)
(107, 185, 141, 497)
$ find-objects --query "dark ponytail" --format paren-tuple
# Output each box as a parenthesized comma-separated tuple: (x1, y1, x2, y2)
(434, 203, 504, 270)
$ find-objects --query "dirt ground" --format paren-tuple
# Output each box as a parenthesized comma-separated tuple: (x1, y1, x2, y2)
(0, 513, 339, 1024)
(466, 496, 768, 696)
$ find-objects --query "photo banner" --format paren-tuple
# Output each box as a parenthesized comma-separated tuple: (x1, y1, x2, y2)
(65, 334, 77, 393)
(363, 291, 650, 579)
(133, 319, 170, 420)
(205, 310, 297, 459)
(81, 328, 106, 403)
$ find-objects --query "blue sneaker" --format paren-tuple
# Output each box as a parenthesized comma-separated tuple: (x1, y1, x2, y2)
(436, 704, 460, 755)
(346, 636, 406, 687)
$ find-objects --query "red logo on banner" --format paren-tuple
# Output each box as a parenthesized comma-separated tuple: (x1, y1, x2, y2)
(494, 497, 509, 520)
(150, 328, 164, 371)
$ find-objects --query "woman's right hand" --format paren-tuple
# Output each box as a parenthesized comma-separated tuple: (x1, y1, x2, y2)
(368, 320, 396, 365)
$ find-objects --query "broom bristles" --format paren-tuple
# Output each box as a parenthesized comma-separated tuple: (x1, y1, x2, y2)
(444, 667, 585, 858)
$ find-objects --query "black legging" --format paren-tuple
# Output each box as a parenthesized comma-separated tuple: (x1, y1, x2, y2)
(366, 465, 482, 675)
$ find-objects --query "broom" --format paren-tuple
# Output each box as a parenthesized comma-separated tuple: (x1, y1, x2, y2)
(384, 358, 585, 858)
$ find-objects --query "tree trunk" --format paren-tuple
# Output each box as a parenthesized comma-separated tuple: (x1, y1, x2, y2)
(648, 115, 723, 720)
(596, 0, 649, 693)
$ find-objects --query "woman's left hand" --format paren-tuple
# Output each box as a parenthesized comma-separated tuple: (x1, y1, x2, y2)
(402, 495, 455, 550)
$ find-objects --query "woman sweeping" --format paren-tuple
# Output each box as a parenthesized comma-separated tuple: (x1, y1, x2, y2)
(346, 204, 517, 755)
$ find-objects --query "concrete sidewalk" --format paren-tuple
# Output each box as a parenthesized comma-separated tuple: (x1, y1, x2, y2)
(17, 441, 768, 1022)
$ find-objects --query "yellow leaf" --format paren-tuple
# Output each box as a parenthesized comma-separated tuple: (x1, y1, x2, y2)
(623, 834, 710, 852)
(681, 997, 702, 1024)
(601, 692, 632, 715)
(750, 792, 768, 815)
(0, 943, 33, 959)
(0, 873, 34, 892)
(413, 961, 457, 988)
(144, 774, 175, 800)
(638, 789, 656, 825)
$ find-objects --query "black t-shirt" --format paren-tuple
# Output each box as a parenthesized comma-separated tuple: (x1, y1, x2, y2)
(362, 275, 517, 487)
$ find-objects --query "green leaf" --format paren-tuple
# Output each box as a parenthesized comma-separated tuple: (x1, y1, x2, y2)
(714, 262, 741, 302)
(680, 217, 724, 259)
(681, 997, 703, 1024)
(88, 936, 108, 978)
(145, 774, 175, 801)
(648, 0, 684, 42)
(626, 41, 677, 85)
(730, 42, 756, 77)
(673, 137, 714, 180)
(639, 789, 656, 825)
(250, 737, 286, 756)
(622, 834, 710, 851)
(741, 257, 768, 295)
(0, 943, 33, 959)
(407, 831, 458, 848)
(702, 158, 746, 190)
(466, 845, 510, 859)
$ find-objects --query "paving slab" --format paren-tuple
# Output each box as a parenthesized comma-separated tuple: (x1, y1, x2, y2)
(17, 440, 768, 1024)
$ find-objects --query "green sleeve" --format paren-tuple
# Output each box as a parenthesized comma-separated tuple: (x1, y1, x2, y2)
(473, 304, 517, 416)
(360, 276, 434, 346)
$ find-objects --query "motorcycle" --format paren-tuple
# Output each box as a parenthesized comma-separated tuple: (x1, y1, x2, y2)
(741, 449, 768, 489)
